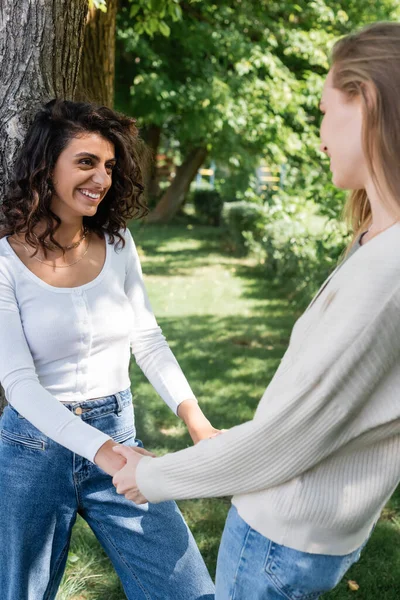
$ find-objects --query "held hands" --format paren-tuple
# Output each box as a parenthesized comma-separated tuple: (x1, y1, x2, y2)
(111, 418, 225, 504)
(112, 445, 154, 504)
(109, 400, 225, 504)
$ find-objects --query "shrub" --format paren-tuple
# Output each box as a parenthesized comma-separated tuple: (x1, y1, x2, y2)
(245, 219, 348, 307)
(193, 190, 224, 226)
(223, 194, 348, 307)
(222, 201, 267, 251)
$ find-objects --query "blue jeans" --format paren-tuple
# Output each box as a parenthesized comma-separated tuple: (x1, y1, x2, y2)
(0, 388, 215, 600)
(215, 506, 366, 600)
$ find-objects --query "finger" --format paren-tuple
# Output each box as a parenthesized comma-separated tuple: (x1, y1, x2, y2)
(116, 483, 130, 495)
(112, 445, 134, 459)
(126, 491, 147, 504)
(133, 446, 156, 458)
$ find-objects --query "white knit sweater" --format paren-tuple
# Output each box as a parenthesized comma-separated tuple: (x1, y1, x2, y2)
(136, 224, 400, 555)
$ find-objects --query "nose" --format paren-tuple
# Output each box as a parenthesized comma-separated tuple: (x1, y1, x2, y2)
(91, 166, 111, 188)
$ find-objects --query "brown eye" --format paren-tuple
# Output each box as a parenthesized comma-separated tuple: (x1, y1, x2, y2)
(79, 158, 93, 167)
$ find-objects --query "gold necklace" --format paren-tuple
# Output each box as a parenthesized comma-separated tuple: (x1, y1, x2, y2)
(13, 234, 91, 268)
(33, 227, 88, 252)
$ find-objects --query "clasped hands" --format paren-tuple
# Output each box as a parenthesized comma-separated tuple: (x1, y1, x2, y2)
(94, 400, 224, 504)
(111, 419, 224, 505)
(112, 444, 153, 504)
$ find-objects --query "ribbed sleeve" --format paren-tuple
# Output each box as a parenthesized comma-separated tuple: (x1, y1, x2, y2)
(136, 280, 400, 503)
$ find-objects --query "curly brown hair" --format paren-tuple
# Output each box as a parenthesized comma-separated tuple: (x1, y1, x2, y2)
(0, 99, 148, 254)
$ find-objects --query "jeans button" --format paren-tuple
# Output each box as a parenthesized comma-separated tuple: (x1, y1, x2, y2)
(74, 406, 83, 415)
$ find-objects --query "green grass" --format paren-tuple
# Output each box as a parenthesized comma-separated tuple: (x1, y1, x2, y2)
(58, 222, 400, 599)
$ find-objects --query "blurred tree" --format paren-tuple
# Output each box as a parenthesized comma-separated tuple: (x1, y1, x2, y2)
(77, 0, 119, 106)
(116, 0, 400, 222)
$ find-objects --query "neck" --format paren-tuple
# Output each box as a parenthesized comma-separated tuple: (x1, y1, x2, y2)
(364, 179, 398, 232)
(34, 218, 85, 248)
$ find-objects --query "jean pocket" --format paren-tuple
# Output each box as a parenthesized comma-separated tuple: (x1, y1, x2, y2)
(264, 542, 355, 600)
(0, 428, 46, 451)
(112, 427, 136, 444)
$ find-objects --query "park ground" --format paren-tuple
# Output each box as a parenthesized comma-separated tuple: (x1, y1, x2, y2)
(58, 222, 400, 600)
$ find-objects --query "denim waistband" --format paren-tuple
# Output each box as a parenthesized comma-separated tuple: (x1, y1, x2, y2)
(7, 388, 132, 422)
(62, 388, 132, 420)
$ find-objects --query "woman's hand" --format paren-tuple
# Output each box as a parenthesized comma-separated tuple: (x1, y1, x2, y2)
(112, 445, 155, 504)
(177, 399, 226, 444)
(94, 439, 128, 477)
(188, 422, 225, 444)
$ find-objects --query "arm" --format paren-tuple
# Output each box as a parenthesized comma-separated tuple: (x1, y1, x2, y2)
(0, 271, 113, 465)
(123, 229, 217, 441)
(128, 282, 400, 503)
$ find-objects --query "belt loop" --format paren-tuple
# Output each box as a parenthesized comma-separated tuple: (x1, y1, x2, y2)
(115, 391, 123, 415)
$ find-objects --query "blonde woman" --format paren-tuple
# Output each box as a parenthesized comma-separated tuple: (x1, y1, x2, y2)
(113, 22, 400, 599)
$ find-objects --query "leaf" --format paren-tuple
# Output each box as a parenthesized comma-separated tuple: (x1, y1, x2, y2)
(347, 580, 360, 591)
(159, 21, 171, 37)
(68, 553, 80, 564)
(130, 5, 141, 18)
(91, 0, 107, 11)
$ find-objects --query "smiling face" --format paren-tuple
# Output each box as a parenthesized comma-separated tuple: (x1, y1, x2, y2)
(320, 70, 369, 190)
(51, 132, 116, 219)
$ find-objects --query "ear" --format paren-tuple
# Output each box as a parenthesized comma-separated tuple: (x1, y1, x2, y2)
(359, 80, 378, 113)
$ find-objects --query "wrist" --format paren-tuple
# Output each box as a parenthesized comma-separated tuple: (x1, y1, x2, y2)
(94, 439, 125, 477)
(179, 401, 211, 431)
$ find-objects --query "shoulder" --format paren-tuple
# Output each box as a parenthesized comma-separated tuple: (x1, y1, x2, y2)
(106, 227, 135, 251)
(106, 228, 141, 273)
(337, 225, 400, 293)
(0, 237, 16, 282)
(0, 243, 19, 290)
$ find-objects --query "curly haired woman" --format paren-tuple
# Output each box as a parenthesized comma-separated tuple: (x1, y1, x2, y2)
(0, 100, 216, 600)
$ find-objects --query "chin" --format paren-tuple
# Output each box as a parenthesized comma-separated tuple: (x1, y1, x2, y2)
(78, 203, 99, 216)
(331, 172, 357, 190)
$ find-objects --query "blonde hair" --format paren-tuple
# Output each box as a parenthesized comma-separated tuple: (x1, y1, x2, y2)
(331, 22, 400, 245)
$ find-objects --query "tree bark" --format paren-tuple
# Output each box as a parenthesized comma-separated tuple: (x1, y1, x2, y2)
(147, 147, 208, 223)
(142, 124, 162, 200)
(0, 0, 90, 412)
(76, 0, 118, 106)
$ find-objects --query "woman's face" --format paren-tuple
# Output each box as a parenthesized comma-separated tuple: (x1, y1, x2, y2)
(320, 70, 369, 190)
(51, 132, 116, 219)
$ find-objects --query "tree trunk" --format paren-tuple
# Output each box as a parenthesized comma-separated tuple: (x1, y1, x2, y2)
(0, 0, 90, 413)
(76, 0, 118, 106)
(147, 147, 208, 223)
(142, 124, 162, 200)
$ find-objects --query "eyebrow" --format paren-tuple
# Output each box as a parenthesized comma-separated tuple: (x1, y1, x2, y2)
(74, 152, 117, 162)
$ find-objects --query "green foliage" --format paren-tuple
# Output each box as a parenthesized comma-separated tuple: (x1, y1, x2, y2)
(116, 0, 399, 220)
(245, 218, 347, 307)
(193, 190, 224, 226)
(124, 0, 183, 37)
(90, 0, 107, 11)
(223, 201, 268, 252)
(223, 191, 349, 305)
